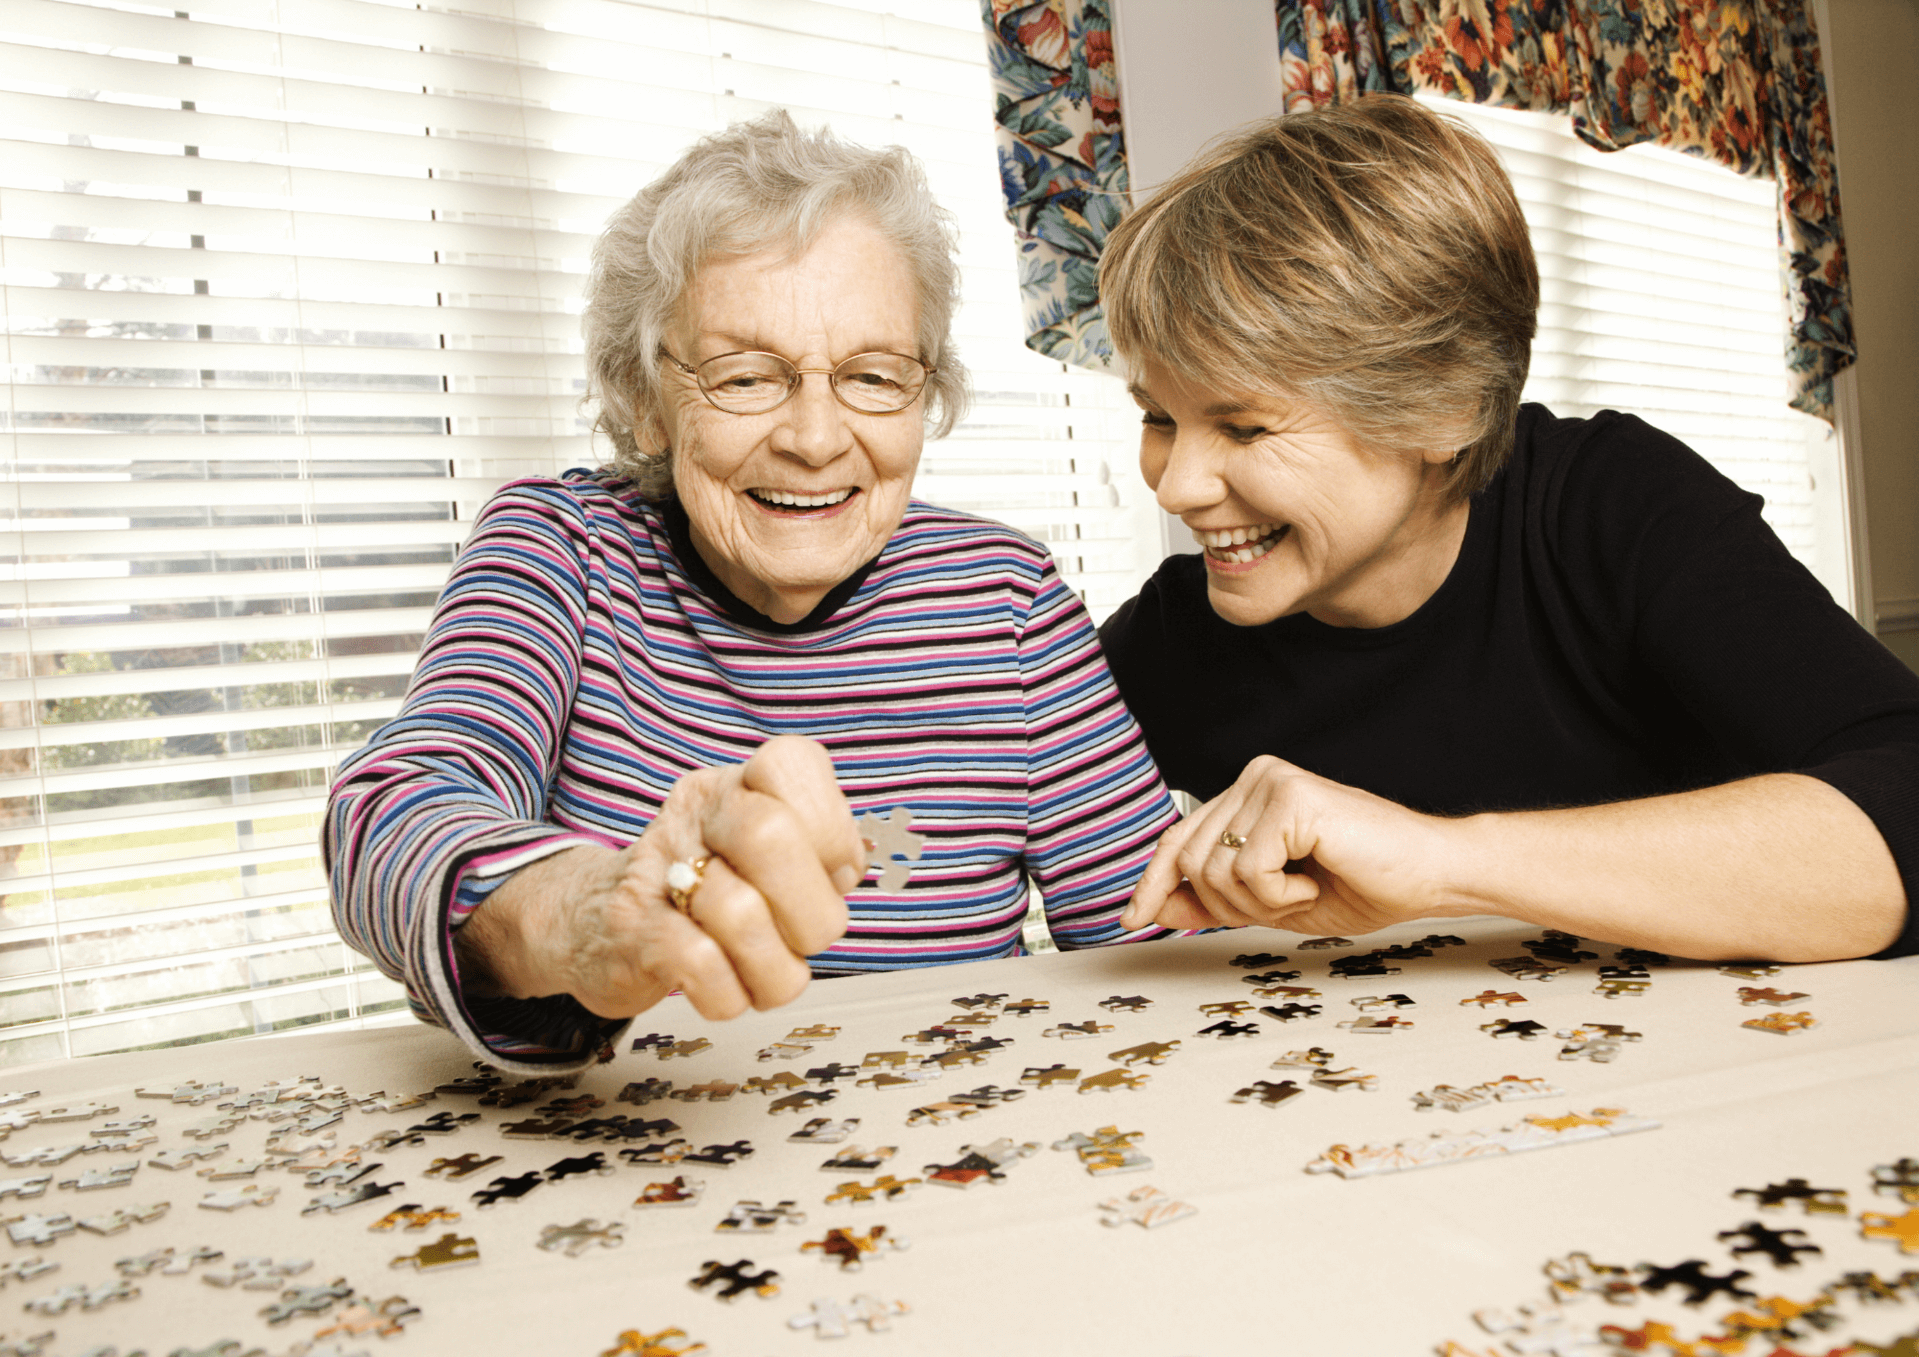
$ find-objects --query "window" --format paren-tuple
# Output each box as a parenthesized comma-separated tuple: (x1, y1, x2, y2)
(0, 0, 1145, 1062)
(1425, 96, 1846, 604)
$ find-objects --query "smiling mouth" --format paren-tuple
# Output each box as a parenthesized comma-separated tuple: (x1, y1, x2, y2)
(748, 488, 858, 513)
(1193, 522, 1287, 564)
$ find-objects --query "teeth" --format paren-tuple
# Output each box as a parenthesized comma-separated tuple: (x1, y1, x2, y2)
(1191, 523, 1285, 564)
(1192, 523, 1281, 550)
(754, 488, 854, 508)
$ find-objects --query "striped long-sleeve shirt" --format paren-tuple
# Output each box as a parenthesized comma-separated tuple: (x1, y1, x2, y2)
(325, 471, 1181, 1070)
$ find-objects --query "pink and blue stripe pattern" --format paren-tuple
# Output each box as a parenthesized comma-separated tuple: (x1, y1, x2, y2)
(325, 471, 1180, 1069)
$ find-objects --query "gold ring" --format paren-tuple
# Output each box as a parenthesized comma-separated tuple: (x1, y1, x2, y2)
(1219, 831, 1247, 850)
(665, 855, 710, 914)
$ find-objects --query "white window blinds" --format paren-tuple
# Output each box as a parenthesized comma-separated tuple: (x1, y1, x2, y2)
(1424, 96, 1838, 593)
(0, 0, 1145, 1063)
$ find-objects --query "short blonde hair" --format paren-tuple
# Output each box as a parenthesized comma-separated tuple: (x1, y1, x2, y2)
(1100, 93, 1537, 500)
(584, 110, 968, 496)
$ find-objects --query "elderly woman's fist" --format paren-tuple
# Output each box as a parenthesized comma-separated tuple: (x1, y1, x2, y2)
(456, 737, 863, 1021)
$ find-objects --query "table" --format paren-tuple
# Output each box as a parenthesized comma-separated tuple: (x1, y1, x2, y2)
(3, 916, 1915, 1356)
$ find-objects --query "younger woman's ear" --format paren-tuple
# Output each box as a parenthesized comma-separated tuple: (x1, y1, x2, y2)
(1419, 412, 1476, 465)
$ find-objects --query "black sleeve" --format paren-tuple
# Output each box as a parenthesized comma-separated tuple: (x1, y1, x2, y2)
(1551, 414, 1919, 958)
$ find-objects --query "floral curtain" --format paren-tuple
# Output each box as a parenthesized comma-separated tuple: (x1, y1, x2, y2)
(1274, 0, 1852, 423)
(981, 0, 1852, 422)
(981, 0, 1128, 369)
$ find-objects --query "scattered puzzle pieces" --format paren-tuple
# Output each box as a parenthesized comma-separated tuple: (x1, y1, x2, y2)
(201, 1184, 279, 1212)
(2, 1213, 74, 1247)
(471, 1173, 544, 1208)
(23, 1278, 138, 1315)
(617, 1079, 675, 1106)
(805, 1064, 861, 1086)
(1196, 1020, 1260, 1040)
(1736, 986, 1811, 1007)
(769, 1090, 839, 1115)
(150, 1145, 227, 1173)
(59, 1163, 139, 1192)
(1043, 1021, 1114, 1040)
(1636, 1258, 1757, 1306)
(1488, 957, 1566, 982)
(200, 1256, 311, 1289)
(1411, 1076, 1563, 1113)
(1109, 1041, 1181, 1066)
(1874, 1159, 1919, 1204)
(1305, 1107, 1661, 1178)
(682, 1141, 755, 1169)
(1270, 1048, 1335, 1069)
(0, 1258, 54, 1290)
(1594, 979, 1652, 999)
(537, 1220, 624, 1257)
(823, 1176, 922, 1208)
(787, 1293, 910, 1340)
(1481, 1018, 1551, 1040)
(1098, 1184, 1196, 1229)
(260, 1279, 356, 1324)
(313, 1293, 421, 1339)
(635, 1177, 705, 1208)
(424, 1153, 502, 1181)
(369, 1204, 460, 1233)
(715, 1200, 806, 1234)
(1051, 1126, 1152, 1175)
(688, 1258, 780, 1301)
(1862, 1208, 1919, 1256)
(1230, 1080, 1304, 1110)
(1718, 963, 1782, 980)
(1097, 996, 1153, 1013)
(788, 1119, 860, 1145)
(1336, 1016, 1414, 1034)
(390, 1232, 480, 1271)
(1717, 1221, 1822, 1267)
(801, 1226, 908, 1272)
(74, 1202, 168, 1237)
(1742, 1011, 1819, 1036)
(1733, 1180, 1848, 1215)
(1543, 1251, 1639, 1305)
(1309, 1067, 1378, 1093)
(1019, 1065, 1080, 1090)
(821, 1146, 895, 1174)
(598, 1327, 708, 1357)
(1077, 1069, 1149, 1094)
(302, 1181, 397, 1214)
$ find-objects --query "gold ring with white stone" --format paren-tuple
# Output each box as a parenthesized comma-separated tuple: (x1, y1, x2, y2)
(1219, 831, 1247, 850)
(665, 856, 710, 914)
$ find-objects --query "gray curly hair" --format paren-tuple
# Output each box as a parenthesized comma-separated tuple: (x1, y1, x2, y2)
(583, 109, 969, 496)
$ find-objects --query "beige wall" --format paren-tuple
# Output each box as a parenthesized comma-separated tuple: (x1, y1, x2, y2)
(1821, 0, 1919, 670)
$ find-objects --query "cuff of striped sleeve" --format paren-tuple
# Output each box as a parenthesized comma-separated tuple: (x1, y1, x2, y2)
(421, 827, 634, 1073)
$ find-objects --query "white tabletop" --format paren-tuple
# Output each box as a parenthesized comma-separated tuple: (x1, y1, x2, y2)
(4, 916, 1915, 1356)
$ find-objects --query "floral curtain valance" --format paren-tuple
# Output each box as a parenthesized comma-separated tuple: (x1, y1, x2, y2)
(982, 0, 1128, 369)
(1275, 0, 1852, 423)
(982, 0, 1853, 423)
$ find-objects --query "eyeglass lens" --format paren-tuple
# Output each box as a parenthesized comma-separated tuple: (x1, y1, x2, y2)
(695, 352, 927, 414)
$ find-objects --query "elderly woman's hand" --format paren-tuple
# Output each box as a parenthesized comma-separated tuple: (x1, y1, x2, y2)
(1119, 756, 1468, 938)
(457, 736, 864, 1021)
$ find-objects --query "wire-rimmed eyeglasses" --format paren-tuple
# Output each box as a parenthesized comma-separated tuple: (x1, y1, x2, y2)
(661, 348, 934, 416)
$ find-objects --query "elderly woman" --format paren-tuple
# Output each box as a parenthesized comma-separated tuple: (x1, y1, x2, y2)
(1101, 94, 1919, 964)
(326, 112, 1176, 1069)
